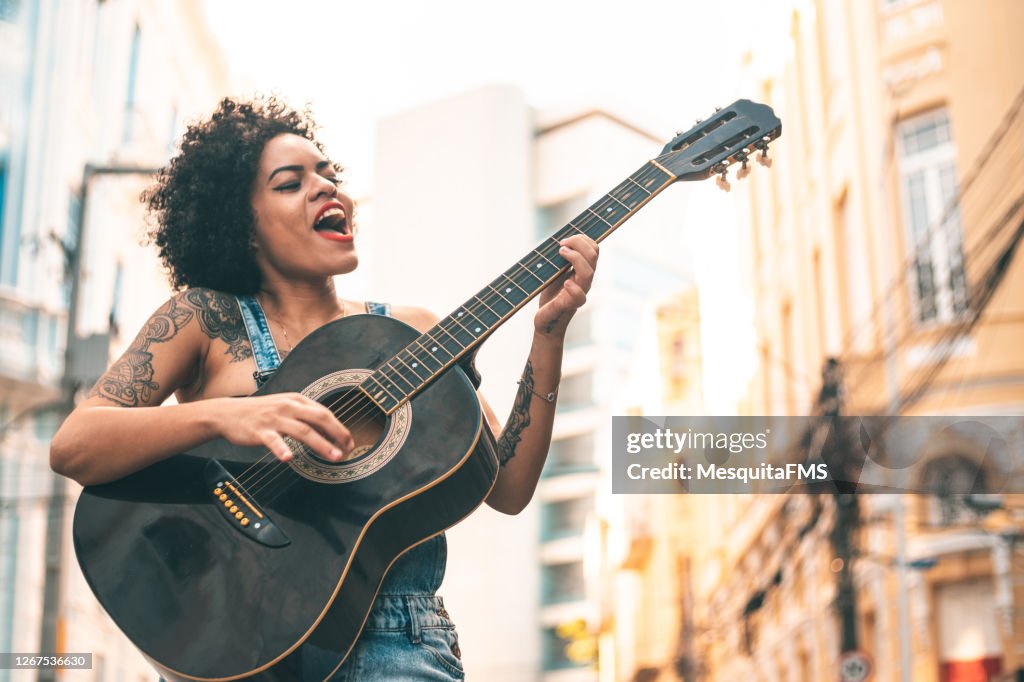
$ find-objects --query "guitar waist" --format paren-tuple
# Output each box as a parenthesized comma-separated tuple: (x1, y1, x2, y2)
(377, 533, 447, 595)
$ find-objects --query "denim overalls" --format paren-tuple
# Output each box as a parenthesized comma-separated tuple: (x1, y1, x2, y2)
(236, 296, 465, 681)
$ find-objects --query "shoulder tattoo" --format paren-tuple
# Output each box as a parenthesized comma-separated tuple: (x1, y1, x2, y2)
(497, 360, 535, 466)
(87, 296, 195, 407)
(180, 288, 252, 362)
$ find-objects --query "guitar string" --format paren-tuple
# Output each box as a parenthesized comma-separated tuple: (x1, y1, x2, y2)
(230, 165, 665, 500)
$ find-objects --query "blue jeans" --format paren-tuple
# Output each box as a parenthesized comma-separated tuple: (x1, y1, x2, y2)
(326, 593, 464, 681)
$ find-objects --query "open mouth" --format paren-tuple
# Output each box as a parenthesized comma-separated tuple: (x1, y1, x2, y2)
(313, 204, 353, 242)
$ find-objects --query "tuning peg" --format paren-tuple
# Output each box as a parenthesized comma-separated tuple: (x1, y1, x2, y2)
(716, 169, 731, 192)
(736, 155, 750, 180)
(714, 106, 722, 112)
(757, 147, 772, 168)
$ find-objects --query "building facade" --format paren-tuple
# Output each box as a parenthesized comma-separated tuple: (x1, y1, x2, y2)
(689, 1, 1024, 681)
(0, 0, 227, 679)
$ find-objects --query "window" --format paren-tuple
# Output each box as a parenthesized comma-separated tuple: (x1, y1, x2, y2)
(556, 371, 594, 412)
(541, 496, 590, 541)
(897, 108, 967, 324)
(541, 561, 585, 604)
(545, 432, 595, 473)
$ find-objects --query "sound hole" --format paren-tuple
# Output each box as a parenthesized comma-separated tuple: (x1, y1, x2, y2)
(314, 388, 388, 464)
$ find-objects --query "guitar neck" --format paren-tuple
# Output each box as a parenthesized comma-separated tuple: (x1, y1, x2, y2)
(360, 160, 676, 414)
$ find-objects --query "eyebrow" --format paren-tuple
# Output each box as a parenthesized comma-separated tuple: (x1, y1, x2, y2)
(267, 160, 333, 183)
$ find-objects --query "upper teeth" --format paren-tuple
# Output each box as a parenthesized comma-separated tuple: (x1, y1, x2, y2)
(318, 207, 346, 224)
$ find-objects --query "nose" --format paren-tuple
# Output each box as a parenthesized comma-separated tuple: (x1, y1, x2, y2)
(308, 174, 338, 201)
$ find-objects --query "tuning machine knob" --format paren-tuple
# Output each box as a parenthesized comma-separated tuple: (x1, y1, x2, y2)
(754, 138, 773, 167)
(713, 163, 731, 192)
(735, 153, 750, 180)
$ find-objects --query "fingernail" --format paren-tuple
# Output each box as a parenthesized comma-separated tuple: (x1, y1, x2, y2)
(329, 447, 342, 459)
(280, 449, 292, 460)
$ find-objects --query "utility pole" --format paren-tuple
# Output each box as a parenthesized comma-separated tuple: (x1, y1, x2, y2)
(816, 358, 861, 657)
(37, 163, 158, 682)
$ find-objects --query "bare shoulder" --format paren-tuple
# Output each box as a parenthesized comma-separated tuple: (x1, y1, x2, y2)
(385, 304, 439, 333)
(175, 287, 251, 362)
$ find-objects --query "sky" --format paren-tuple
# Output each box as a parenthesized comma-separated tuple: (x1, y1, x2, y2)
(205, 0, 772, 194)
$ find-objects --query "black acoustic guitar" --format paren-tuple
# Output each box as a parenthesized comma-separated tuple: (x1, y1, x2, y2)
(73, 100, 780, 681)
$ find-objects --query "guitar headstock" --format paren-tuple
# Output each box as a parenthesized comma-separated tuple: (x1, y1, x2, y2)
(655, 100, 781, 191)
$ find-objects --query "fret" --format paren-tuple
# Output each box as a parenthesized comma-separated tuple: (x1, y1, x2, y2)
(626, 176, 653, 195)
(450, 308, 485, 339)
(413, 335, 452, 367)
(370, 372, 406, 404)
(607, 192, 631, 211)
(382, 362, 418, 392)
(484, 283, 517, 309)
(592, 197, 628, 224)
(535, 245, 561, 268)
(513, 260, 546, 285)
(470, 295, 502, 325)
(498, 272, 530, 297)
(395, 352, 428, 382)
(405, 342, 443, 374)
(586, 207, 613, 227)
(430, 323, 467, 356)
(440, 316, 477, 347)
(365, 375, 398, 404)
(564, 222, 588, 237)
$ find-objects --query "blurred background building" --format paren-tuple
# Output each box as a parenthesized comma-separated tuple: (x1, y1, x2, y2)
(0, 0, 226, 679)
(679, 1, 1024, 681)
(370, 85, 697, 681)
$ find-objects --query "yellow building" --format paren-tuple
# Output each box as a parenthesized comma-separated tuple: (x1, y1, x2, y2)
(689, 1, 1024, 681)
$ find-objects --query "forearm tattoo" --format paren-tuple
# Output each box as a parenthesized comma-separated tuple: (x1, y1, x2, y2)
(87, 296, 194, 406)
(87, 288, 252, 406)
(497, 360, 535, 466)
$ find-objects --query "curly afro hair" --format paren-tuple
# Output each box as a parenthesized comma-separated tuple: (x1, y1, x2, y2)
(145, 95, 337, 295)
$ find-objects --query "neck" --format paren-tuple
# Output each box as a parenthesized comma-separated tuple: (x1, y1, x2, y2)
(257, 275, 345, 330)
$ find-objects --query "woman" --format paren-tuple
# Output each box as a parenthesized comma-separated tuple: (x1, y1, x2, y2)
(50, 96, 598, 680)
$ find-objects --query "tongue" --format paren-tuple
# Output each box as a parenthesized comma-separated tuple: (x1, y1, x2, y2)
(315, 214, 347, 234)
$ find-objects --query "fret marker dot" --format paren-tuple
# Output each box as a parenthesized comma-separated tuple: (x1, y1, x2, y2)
(411, 362, 418, 368)
(536, 263, 542, 268)
(431, 346, 438, 352)
(606, 207, 613, 212)
(457, 311, 463, 317)
(505, 287, 512, 293)
(474, 327, 481, 333)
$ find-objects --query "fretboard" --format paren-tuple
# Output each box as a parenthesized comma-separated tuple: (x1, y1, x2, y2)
(360, 160, 675, 413)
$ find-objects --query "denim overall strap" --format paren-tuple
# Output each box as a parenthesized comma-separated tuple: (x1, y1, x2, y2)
(365, 301, 391, 316)
(236, 295, 283, 388)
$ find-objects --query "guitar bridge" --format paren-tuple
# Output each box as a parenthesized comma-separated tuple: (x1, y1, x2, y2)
(204, 459, 290, 548)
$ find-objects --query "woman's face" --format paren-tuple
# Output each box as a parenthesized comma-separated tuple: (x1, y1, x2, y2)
(250, 133, 359, 284)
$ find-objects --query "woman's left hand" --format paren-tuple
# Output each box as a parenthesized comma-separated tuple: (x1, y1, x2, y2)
(535, 234, 600, 338)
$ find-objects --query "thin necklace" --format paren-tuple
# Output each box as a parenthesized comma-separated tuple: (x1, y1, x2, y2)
(266, 298, 347, 355)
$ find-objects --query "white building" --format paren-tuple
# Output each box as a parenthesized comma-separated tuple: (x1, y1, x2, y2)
(371, 84, 693, 681)
(0, 0, 227, 679)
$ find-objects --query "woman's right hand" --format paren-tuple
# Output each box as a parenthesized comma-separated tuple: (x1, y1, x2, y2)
(210, 393, 354, 463)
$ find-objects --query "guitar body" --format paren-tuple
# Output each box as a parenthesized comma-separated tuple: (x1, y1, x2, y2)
(72, 313, 499, 681)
